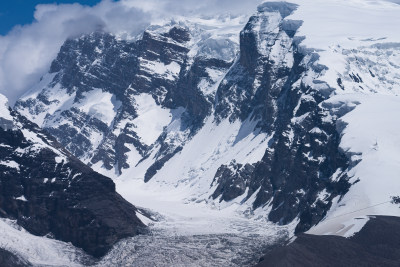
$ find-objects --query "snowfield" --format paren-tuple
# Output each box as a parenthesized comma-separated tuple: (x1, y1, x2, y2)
(283, 0, 400, 236)
(309, 94, 400, 237)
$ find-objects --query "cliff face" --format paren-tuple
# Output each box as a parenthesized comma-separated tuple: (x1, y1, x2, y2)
(15, 23, 235, 178)
(212, 2, 350, 231)
(0, 99, 146, 257)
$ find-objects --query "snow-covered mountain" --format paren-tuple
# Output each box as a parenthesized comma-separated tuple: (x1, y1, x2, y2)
(7, 0, 400, 264)
(0, 93, 147, 263)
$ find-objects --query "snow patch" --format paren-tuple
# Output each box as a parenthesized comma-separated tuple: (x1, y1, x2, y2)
(139, 58, 181, 81)
(78, 89, 121, 126)
(132, 93, 173, 146)
(0, 160, 20, 171)
(15, 196, 27, 202)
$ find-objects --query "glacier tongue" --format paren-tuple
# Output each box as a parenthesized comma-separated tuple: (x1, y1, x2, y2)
(95, 205, 290, 267)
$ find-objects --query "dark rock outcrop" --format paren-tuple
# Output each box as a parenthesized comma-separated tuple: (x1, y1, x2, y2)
(0, 248, 31, 267)
(257, 216, 400, 267)
(211, 161, 255, 202)
(0, 109, 146, 258)
(212, 1, 350, 232)
(15, 27, 234, 178)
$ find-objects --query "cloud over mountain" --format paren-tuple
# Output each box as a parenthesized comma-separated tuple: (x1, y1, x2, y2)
(0, 0, 261, 104)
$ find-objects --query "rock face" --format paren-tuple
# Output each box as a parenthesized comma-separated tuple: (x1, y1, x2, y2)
(16, 22, 235, 178)
(213, 2, 350, 232)
(0, 248, 31, 267)
(0, 101, 146, 257)
(211, 161, 255, 202)
(14, 2, 352, 233)
(257, 216, 400, 267)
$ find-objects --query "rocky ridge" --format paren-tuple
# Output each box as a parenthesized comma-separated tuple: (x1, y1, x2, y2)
(0, 95, 146, 258)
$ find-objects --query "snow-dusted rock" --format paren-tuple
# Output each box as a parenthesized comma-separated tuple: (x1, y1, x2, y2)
(13, 0, 400, 239)
(0, 105, 146, 258)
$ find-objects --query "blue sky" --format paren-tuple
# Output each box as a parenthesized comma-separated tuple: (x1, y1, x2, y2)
(0, 0, 103, 35)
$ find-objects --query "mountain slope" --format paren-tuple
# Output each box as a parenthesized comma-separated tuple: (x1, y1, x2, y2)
(15, 16, 242, 176)
(14, 0, 400, 239)
(0, 94, 146, 258)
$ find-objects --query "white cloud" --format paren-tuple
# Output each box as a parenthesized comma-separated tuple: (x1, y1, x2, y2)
(0, 0, 261, 105)
(121, 0, 261, 17)
(0, 0, 150, 104)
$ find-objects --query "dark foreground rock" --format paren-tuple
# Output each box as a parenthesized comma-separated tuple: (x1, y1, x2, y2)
(256, 216, 400, 267)
(0, 108, 146, 258)
(0, 248, 31, 267)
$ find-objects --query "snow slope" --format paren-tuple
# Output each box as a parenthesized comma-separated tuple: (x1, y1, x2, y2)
(309, 94, 400, 236)
(110, 116, 270, 196)
(282, 0, 400, 235)
(287, 0, 400, 48)
(285, 0, 400, 94)
(0, 219, 90, 266)
(132, 93, 173, 145)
